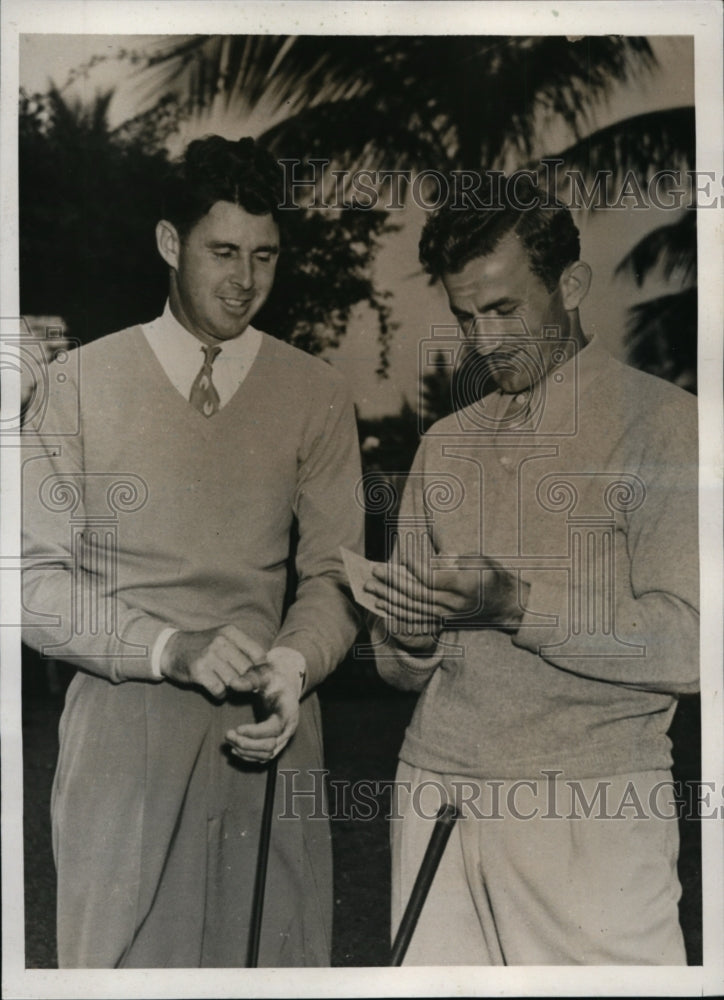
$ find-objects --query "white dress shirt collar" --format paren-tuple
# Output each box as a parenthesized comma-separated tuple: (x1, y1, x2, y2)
(142, 301, 262, 408)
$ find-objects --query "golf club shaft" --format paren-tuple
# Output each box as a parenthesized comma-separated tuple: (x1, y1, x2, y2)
(390, 802, 460, 966)
(247, 754, 279, 967)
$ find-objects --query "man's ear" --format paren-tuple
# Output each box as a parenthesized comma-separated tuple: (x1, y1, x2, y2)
(156, 220, 181, 270)
(559, 260, 592, 311)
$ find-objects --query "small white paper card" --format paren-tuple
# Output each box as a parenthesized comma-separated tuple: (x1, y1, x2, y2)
(340, 546, 387, 615)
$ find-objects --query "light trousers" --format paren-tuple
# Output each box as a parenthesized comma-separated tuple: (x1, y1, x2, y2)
(391, 762, 687, 965)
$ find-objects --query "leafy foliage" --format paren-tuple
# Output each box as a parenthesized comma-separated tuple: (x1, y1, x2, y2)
(356, 401, 421, 560)
(554, 106, 697, 393)
(419, 350, 455, 432)
(19, 88, 170, 341)
(141, 34, 689, 401)
(358, 400, 420, 475)
(614, 210, 697, 392)
(625, 287, 697, 392)
(256, 208, 397, 373)
(556, 106, 695, 184)
(614, 210, 696, 287)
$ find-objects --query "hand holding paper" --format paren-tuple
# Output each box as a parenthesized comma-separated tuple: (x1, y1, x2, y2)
(340, 545, 441, 654)
(340, 546, 388, 616)
(342, 541, 526, 636)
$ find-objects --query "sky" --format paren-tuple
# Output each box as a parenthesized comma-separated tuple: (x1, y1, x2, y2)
(19, 33, 696, 416)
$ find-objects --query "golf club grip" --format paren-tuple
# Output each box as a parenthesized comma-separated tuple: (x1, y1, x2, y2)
(247, 754, 279, 968)
(390, 802, 460, 966)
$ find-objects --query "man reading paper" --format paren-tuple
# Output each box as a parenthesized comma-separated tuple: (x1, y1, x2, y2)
(365, 175, 698, 965)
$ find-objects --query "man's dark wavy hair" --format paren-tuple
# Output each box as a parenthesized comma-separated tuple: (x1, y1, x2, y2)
(419, 173, 580, 291)
(162, 135, 285, 237)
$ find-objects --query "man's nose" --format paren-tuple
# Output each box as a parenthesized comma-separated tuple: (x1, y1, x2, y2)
(230, 257, 254, 289)
(466, 319, 502, 356)
(467, 315, 528, 354)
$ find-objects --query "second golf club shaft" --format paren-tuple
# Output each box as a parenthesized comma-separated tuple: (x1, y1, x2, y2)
(390, 802, 460, 966)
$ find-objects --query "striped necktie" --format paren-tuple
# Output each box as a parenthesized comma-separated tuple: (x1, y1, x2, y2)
(189, 344, 221, 417)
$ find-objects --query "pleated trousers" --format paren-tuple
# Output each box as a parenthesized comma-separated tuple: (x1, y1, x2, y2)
(52, 672, 332, 968)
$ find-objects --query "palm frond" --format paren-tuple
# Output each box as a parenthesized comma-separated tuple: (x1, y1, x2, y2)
(45, 86, 115, 137)
(133, 35, 657, 172)
(445, 35, 656, 166)
(555, 105, 695, 182)
(624, 287, 697, 392)
(615, 211, 697, 287)
(259, 93, 450, 174)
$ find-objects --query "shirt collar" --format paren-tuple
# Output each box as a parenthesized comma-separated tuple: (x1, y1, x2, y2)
(153, 301, 258, 361)
(479, 333, 609, 437)
(142, 301, 263, 406)
(529, 333, 609, 434)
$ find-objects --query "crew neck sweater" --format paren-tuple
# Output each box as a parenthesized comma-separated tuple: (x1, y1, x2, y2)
(375, 340, 699, 779)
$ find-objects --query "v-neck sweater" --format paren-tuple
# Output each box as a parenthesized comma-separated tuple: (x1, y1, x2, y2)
(22, 324, 363, 689)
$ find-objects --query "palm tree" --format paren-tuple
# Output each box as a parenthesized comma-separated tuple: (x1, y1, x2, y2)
(136, 35, 655, 170)
(556, 105, 696, 390)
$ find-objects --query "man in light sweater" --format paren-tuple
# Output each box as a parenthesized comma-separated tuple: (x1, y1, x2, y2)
(22, 136, 363, 967)
(365, 175, 698, 964)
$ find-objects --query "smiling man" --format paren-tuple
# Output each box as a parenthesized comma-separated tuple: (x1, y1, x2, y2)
(366, 175, 699, 965)
(22, 136, 363, 967)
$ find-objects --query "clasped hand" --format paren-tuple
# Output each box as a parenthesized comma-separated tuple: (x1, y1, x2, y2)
(161, 625, 304, 762)
(363, 546, 527, 652)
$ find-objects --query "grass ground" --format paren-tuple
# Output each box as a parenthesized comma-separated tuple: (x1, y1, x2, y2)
(21, 649, 701, 968)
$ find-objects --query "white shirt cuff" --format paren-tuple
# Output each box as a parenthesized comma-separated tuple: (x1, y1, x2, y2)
(150, 626, 179, 678)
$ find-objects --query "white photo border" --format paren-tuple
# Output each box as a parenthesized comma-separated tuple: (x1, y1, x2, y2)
(2, 2, 722, 997)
